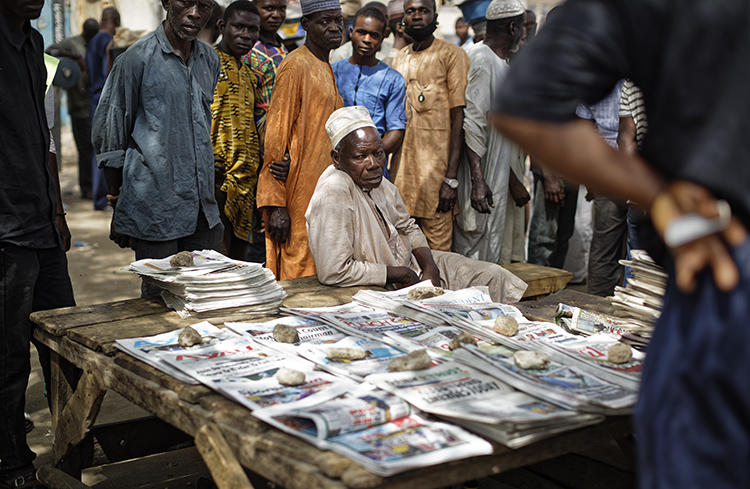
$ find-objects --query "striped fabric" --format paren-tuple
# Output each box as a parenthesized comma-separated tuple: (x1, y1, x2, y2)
(619, 79, 648, 149)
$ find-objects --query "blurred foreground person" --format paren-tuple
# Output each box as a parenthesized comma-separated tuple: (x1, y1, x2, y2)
(94, 0, 223, 297)
(493, 1, 750, 488)
(307, 106, 526, 301)
(1, 1, 75, 487)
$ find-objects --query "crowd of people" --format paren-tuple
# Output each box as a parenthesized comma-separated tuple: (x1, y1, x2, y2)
(2, 0, 749, 487)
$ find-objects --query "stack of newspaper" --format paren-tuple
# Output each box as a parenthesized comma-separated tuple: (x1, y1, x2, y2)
(610, 249, 667, 342)
(125, 250, 286, 318)
(253, 384, 493, 476)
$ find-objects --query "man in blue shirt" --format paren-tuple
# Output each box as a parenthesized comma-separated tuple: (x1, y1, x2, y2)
(332, 5, 406, 178)
(93, 0, 223, 298)
(86, 6, 120, 211)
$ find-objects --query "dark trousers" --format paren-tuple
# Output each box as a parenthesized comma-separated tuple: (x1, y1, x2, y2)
(0, 244, 75, 473)
(527, 177, 579, 269)
(587, 196, 628, 296)
(636, 238, 750, 489)
(130, 213, 224, 298)
(70, 116, 93, 197)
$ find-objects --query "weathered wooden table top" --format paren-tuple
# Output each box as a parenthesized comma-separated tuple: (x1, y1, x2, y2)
(30, 273, 623, 489)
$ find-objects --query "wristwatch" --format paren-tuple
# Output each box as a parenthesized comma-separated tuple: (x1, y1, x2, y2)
(443, 177, 459, 189)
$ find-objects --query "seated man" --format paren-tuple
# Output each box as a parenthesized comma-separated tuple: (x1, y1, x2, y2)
(306, 106, 527, 302)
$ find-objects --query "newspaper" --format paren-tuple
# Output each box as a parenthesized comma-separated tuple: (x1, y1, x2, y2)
(298, 335, 408, 381)
(453, 344, 637, 413)
(160, 335, 353, 410)
(126, 250, 287, 315)
(225, 316, 347, 354)
(254, 385, 492, 476)
(114, 322, 238, 384)
(366, 362, 603, 448)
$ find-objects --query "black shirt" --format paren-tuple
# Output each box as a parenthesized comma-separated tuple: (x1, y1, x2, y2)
(0, 13, 58, 248)
(496, 0, 750, 227)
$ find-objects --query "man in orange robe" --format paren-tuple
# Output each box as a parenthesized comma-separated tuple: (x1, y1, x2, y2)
(256, 0, 344, 279)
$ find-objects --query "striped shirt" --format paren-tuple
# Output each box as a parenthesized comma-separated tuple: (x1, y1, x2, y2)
(619, 79, 648, 149)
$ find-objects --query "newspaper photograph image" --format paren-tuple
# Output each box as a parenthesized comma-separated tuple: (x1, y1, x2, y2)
(299, 335, 408, 381)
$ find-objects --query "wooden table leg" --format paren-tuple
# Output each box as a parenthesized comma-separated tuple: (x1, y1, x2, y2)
(195, 423, 255, 489)
(52, 366, 106, 479)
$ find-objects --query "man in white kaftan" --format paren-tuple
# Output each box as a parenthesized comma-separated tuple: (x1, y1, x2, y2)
(306, 106, 527, 302)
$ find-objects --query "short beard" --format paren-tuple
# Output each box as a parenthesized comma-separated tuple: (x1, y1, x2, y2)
(405, 20, 437, 42)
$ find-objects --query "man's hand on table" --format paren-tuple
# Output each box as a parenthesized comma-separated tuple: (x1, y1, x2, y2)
(386, 266, 420, 288)
(650, 180, 747, 293)
(265, 206, 291, 244)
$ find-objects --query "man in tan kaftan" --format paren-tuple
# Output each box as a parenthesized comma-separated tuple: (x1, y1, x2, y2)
(306, 106, 527, 302)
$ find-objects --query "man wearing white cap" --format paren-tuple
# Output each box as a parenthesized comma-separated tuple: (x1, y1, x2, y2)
(454, 0, 527, 264)
(306, 106, 527, 301)
(255, 0, 344, 280)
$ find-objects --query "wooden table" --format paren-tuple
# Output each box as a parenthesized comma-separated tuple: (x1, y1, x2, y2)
(31, 273, 626, 489)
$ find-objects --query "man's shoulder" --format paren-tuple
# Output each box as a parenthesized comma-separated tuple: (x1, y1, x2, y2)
(434, 38, 465, 55)
(314, 167, 354, 196)
(196, 39, 220, 67)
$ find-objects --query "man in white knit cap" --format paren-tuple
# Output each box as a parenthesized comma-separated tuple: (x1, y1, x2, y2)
(454, 0, 527, 264)
(305, 106, 527, 301)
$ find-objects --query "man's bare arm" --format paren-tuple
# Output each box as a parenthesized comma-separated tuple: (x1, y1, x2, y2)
(382, 129, 405, 156)
(437, 106, 465, 213)
(465, 145, 493, 213)
(48, 153, 71, 251)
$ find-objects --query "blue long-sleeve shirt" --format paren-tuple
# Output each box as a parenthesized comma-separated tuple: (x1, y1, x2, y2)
(93, 24, 221, 241)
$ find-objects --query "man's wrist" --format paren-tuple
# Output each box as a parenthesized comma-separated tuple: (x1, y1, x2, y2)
(443, 177, 459, 189)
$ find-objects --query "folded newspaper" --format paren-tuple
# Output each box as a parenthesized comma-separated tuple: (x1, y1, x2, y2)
(125, 250, 287, 318)
(253, 384, 493, 476)
(366, 362, 603, 448)
(114, 321, 238, 384)
(159, 335, 355, 410)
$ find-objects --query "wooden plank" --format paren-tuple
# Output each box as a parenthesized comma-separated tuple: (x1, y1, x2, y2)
(195, 423, 255, 489)
(66, 311, 187, 353)
(517, 288, 614, 322)
(36, 465, 92, 489)
(31, 297, 167, 336)
(53, 368, 106, 464)
(503, 262, 572, 298)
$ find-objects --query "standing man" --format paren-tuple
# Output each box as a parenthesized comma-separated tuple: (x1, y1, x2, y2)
(453, 0, 525, 264)
(211, 1, 264, 262)
(86, 6, 120, 211)
(391, 0, 469, 251)
(46, 18, 99, 200)
(255, 0, 344, 279)
(93, 0, 223, 297)
(454, 17, 473, 51)
(520, 8, 535, 45)
(332, 4, 406, 178)
(1, 1, 75, 487)
(382, 0, 411, 66)
(242, 0, 287, 142)
(493, 1, 750, 488)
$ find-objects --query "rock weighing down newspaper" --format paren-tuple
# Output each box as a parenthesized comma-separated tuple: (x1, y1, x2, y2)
(125, 250, 286, 317)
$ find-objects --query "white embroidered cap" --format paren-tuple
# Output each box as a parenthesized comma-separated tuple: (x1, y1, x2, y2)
(326, 106, 377, 150)
(485, 0, 526, 20)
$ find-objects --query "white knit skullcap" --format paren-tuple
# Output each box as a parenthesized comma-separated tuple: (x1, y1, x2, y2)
(326, 106, 377, 150)
(485, 0, 525, 20)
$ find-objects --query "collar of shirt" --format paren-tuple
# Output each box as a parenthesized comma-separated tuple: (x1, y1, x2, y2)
(154, 22, 205, 63)
(0, 12, 31, 50)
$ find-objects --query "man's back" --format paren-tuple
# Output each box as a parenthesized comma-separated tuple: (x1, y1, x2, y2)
(86, 31, 113, 107)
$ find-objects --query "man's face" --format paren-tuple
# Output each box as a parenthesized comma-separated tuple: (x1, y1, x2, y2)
(220, 10, 260, 56)
(350, 15, 384, 58)
(163, 0, 215, 41)
(455, 20, 468, 41)
(333, 127, 386, 191)
(256, 0, 287, 34)
(403, 0, 434, 31)
(1, 0, 45, 19)
(301, 8, 344, 51)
